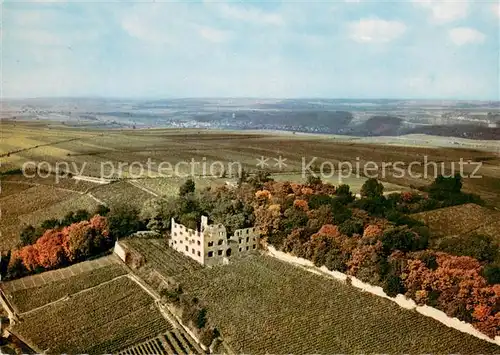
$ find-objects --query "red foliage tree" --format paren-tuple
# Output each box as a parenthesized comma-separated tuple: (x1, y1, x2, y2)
(19, 245, 40, 272)
(36, 230, 67, 269)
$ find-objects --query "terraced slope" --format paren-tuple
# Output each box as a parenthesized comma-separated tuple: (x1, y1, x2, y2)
(11, 276, 172, 354)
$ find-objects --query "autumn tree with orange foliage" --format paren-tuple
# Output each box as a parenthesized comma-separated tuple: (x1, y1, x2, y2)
(7, 216, 111, 279)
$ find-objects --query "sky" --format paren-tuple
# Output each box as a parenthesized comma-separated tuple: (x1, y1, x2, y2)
(2, 0, 500, 100)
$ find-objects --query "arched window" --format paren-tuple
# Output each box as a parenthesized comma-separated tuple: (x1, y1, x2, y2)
(226, 248, 232, 257)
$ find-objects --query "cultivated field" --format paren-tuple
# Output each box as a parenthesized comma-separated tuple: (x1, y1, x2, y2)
(0, 184, 80, 251)
(271, 172, 410, 194)
(3, 256, 126, 313)
(131, 177, 232, 197)
(18, 194, 101, 227)
(121, 239, 202, 279)
(411, 203, 500, 240)
(2, 120, 500, 251)
(117, 329, 203, 355)
(90, 180, 157, 207)
(2, 122, 499, 205)
(11, 276, 173, 354)
(176, 255, 499, 354)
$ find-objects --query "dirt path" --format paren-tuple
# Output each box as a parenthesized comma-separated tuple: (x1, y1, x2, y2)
(0, 138, 82, 158)
(128, 180, 160, 197)
(1, 180, 86, 195)
(86, 192, 108, 206)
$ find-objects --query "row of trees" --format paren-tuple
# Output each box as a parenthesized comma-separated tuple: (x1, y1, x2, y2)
(19, 205, 110, 247)
(142, 178, 255, 236)
(6, 215, 111, 279)
(4, 203, 146, 280)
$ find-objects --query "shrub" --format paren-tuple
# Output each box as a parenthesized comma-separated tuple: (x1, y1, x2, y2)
(383, 274, 405, 297)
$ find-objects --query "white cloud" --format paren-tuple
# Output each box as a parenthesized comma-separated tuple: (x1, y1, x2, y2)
(449, 27, 485, 45)
(207, 3, 284, 26)
(493, 3, 500, 18)
(120, 4, 199, 45)
(199, 27, 232, 43)
(414, 0, 469, 23)
(349, 18, 406, 43)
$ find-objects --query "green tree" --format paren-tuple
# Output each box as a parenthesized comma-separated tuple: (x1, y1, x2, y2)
(360, 178, 384, 199)
(248, 170, 273, 189)
(335, 184, 355, 205)
(306, 174, 322, 186)
(41, 218, 60, 230)
(94, 204, 111, 216)
(338, 218, 363, 237)
(482, 265, 500, 285)
(381, 226, 428, 254)
(141, 197, 179, 233)
(383, 274, 405, 297)
(20, 225, 40, 246)
(108, 205, 144, 239)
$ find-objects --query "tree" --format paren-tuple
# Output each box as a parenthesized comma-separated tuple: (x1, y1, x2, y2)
(360, 178, 384, 199)
(429, 173, 463, 195)
(36, 230, 67, 269)
(383, 273, 405, 297)
(380, 226, 428, 254)
(335, 184, 355, 205)
(330, 200, 353, 224)
(20, 225, 39, 246)
(141, 197, 179, 233)
(308, 194, 334, 210)
(338, 219, 363, 237)
(482, 265, 500, 285)
(41, 218, 60, 230)
(65, 221, 94, 261)
(19, 245, 40, 272)
(306, 174, 322, 186)
(94, 204, 111, 216)
(179, 178, 196, 196)
(61, 212, 76, 226)
(248, 170, 273, 189)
